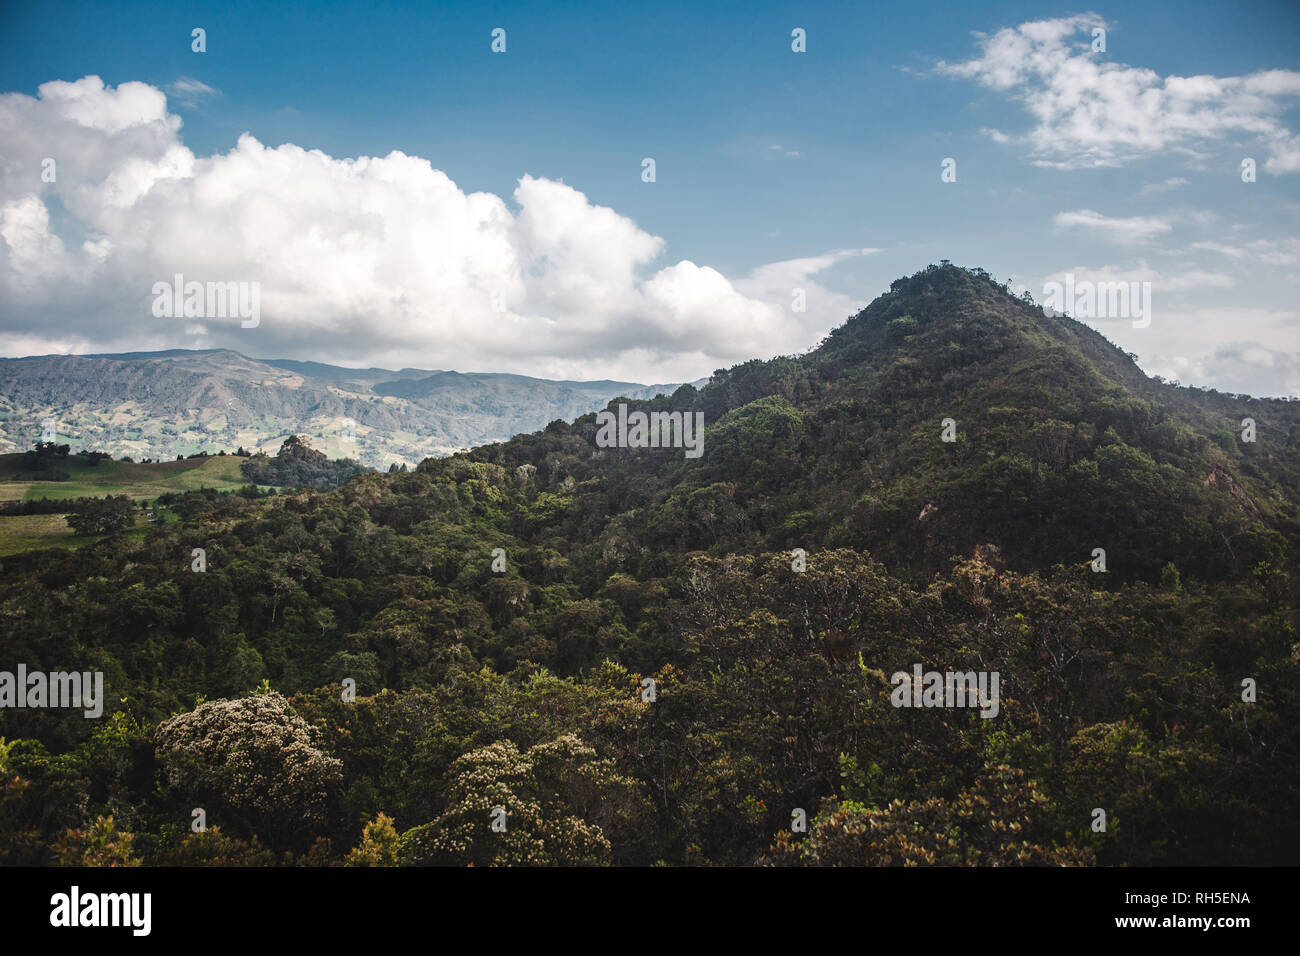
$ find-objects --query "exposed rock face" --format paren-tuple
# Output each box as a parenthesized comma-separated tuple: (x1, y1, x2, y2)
(1204, 466, 1262, 518)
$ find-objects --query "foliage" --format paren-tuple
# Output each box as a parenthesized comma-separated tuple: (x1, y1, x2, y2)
(64, 494, 135, 535)
(765, 765, 1094, 866)
(154, 693, 343, 849)
(1, 264, 1297, 866)
(55, 814, 142, 866)
(240, 435, 370, 490)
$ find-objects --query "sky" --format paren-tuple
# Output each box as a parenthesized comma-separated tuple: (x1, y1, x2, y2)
(0, 0, 1298, 394)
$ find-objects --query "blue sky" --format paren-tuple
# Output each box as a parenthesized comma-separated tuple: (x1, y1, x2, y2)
(1, 0, 1298, 393)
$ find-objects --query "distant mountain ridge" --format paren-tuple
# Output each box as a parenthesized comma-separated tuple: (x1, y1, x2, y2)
(0, 348, 700, 467)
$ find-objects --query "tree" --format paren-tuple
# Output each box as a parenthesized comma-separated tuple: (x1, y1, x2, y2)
(765, 765, 1093, 866)
(240, 435, 369, 490)
(0, 738, 38, 864)
(55, 815, 142, 866)
(18, 441, 71, 480)
(398, 734, 643, 866)
(345, 813, 400, 866)
(154, 693, 343, 849)
(161, 826, 276, 866)
(66, 495, 135, 535)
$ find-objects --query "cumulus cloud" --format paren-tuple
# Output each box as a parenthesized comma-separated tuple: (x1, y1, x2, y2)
(1037, 261, 1298, 396)
(1152, 332, 1300, 398)
(1192, 342, 1300, 397)
(733, 248, 874, 327)
(939, 14, 1300, 172)
(0, 75, 857, 382)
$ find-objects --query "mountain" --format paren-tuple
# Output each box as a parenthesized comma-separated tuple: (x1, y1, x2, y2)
(437, 261, 1300, 587)
(2, 263, 1296, 868)
(0, 348, 698, 466)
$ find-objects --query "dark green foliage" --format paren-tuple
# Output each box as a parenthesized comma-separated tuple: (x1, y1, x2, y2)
(2, 495, 111, 517)
(240, 435, 370, 490)
(14, 441, 71, 481)
(2, 264, 1297, 866)
(64, 494, 135, 535)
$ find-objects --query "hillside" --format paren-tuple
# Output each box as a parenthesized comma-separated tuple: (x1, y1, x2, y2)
(468, 261, 1300, 585)
(0, 349, 691, 467)
(0, 453, 254, 556)
(1, 263, 1295, 868)
(0, 450, 250, 502)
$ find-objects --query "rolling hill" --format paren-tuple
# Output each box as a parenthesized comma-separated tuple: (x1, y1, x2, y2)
(0, 349, 694, 467)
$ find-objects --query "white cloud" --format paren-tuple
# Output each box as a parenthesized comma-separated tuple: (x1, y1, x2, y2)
(0, 75, 860, 382)
(939, 15, 1300, 172)
(1038, 261, 1298, 396)
(1053, 209, 1172, 244)
(1192, 237, 1300, 266)
(734, 247, 872, 313)
(1153, 336, 1300, 397)
(1041, 261, 1234, 297)
(1138, 177, 1188, 197)
(165, 77, 220, 109)
(0, 196, 68, 280)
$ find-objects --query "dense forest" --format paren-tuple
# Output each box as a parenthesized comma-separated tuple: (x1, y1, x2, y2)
(240, 435, 370, 490)
(2, 263, 1296, 866)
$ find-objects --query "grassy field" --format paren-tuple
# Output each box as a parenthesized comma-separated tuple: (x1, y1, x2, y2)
(0, 454, 252, 556)
(0, 454, 250, 502)
(0, 482, 29, 502)
(0, 513, 105, 558)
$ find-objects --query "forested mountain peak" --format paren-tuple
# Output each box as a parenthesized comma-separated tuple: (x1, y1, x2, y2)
(454, 261, 1300, 586)
(815, 261, 1147, 391)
